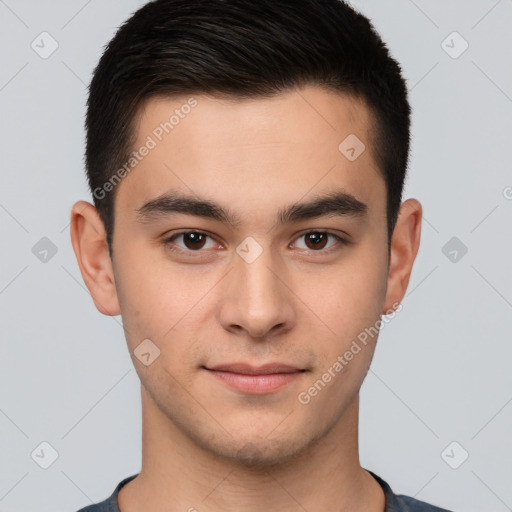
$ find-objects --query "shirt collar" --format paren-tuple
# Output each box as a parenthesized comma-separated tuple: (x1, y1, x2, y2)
(106, 470, 411, 512)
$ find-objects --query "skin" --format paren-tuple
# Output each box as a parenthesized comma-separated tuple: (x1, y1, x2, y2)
(70, 85, 422, 512)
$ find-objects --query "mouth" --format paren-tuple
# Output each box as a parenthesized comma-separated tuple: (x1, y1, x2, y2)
(203, 363, 307, 394)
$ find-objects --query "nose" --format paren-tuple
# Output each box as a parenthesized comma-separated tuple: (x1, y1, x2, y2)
(217, 246, 296, 340)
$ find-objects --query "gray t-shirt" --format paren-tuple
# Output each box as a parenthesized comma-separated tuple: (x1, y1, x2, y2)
(75, 470, 454, 511)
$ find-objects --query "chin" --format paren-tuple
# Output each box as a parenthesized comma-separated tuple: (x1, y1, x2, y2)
(201, 429, 323, 470)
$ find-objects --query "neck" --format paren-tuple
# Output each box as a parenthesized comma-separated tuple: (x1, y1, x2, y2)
(118, 386, 385, 512)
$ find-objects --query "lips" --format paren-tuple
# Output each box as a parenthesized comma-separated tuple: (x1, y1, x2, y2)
(204, 363, 306, 394)
(207, 363, 304, 375)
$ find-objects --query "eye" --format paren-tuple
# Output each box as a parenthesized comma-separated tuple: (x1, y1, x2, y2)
(292, 231, 345, 252)
(162, 229, 347, 256)
(163, 231, 218, 254)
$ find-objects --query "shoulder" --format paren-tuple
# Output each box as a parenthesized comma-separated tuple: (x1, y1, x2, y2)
(74, 496, 116, 512)
(73, 474, 139, 512)
(365, 470, 455, 512)
(393, 493, 455, 512)
(74, 501, 111, 512)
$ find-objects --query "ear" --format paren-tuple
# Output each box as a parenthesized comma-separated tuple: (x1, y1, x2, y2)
(382, 198, 422, 314)
(69, 201, 121, 316)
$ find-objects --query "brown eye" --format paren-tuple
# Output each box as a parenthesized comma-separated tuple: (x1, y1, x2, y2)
(181, 232, 207, 250)
(164, 231, 216, 253)
(304, 232, 328, 250)
(293, 231, 344, 252)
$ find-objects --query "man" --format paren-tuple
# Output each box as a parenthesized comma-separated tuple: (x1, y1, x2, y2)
(70, 0, 452, 510)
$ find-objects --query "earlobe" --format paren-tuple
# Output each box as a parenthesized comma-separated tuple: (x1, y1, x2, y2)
(69, 201, 121, 316)
(382, 198, 422, 314)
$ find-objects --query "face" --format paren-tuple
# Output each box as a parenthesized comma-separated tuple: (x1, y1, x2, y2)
(99, 86, 395, 465)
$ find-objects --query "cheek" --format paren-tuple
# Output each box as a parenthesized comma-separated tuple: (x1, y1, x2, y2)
(296, 281, 383, 413)
(112, 243, 216, 358)
(114, 260, 203, 391)
(293, 247, 388, 403)
(299, 251, 387, 340)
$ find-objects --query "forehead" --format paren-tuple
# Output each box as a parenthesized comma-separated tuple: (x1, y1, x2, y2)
(117, 85, 385, 225)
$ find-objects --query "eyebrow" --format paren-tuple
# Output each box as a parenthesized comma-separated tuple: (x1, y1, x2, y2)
(136, 190, 368, 227)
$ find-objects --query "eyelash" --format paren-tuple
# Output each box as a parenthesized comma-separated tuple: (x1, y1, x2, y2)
(162, 230, 348, 257)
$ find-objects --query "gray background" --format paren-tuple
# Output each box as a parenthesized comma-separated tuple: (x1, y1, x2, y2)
(0, 1, 511, 511)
